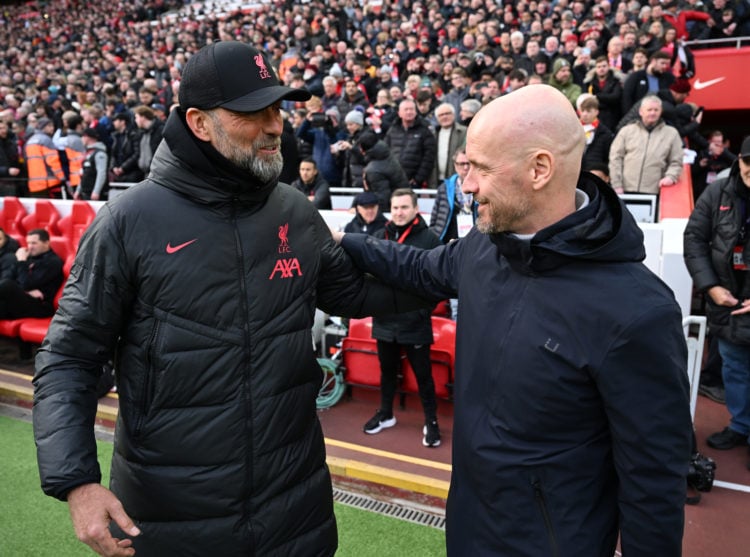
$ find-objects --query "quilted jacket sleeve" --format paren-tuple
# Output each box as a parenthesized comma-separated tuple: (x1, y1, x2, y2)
(33, 205, 136, 500)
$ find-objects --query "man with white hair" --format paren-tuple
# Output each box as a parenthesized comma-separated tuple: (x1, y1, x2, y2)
(609, 94, 683, 195)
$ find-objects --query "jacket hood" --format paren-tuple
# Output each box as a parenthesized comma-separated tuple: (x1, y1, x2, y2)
(491, 172, 645, 273)
(364, 140, 391, 161)
(151, 109, 277, 207)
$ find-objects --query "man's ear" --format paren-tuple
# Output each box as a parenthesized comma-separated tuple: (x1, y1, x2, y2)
(530, 150, 553, 191)
(185, 107, 212, 142)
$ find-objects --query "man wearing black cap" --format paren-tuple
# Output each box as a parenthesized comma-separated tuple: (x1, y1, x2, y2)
(344, 191, 387, 235)
(33, 41, 426, 557)
(685, 136, 750, 466)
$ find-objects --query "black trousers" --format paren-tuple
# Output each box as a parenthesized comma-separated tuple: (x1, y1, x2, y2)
(376, 339, 437, 422)
(0, 279, 55, 319)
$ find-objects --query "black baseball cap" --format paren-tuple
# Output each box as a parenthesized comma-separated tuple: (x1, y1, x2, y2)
(740, 137, 750, 158)
(179, 42, 311, 112)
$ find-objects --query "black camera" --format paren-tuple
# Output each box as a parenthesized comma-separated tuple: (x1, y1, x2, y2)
(310, 112, 328, 128)
(687, 452, 716, 492)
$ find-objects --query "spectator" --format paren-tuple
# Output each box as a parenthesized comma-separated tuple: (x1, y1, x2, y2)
(578, 95, 615, 171)
(692, 130, 737, 201)
(32, 41, 426, 557)
(336, 85, 691, 556)
(297, 100, 346, 189)
(430, 147, 474, 243)
(336, 78, 369, 121)
(621, 50, 675, 116)
(25, 118, 66, 198)
(76, 128, 109, 201)
(384, 98, 436, 189)
(458, 98, 482, 126)
(109, 113, 143, 185)
(584, 56, 624, 131)
(0, 228, 63, 319)
(606, 36, 633, 73)
(343, 191, 387, 235)
(609, 95, 684, 195)
(658, 78, 707, 150)
(684, 137, 750, 459)
(0, 120, 21, 196)
(547, 58, 582, 107)
(291, 158, 332, 210)
(364, 188, 443, 448)
(359, 130, 409, 213)
(133, 105, 165, 178)
(442, 67, 472, 114)
(337, 110, 368, 190)
(0, 227, 20, 281)
(432, 103, 467, 186)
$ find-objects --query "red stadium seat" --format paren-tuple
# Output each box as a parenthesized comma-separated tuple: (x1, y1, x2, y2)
(56, 200, 95, 252)
(0, 197, 28, 245)
(341, 337, 382, 388)
(0, 319, 25, 338)
(18, 255, 74, 346)
(20, 200, 61, 237)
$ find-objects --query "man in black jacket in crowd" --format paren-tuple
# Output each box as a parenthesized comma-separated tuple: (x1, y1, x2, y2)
(684, 137, 750, 462)
(343, 191, 387, 235)
(0, 227, 21, 280)
(384, 98, 437, 189)
(108, 112, 143, 184)
(364, 188, 443, 447)
(0, 228, 63, 319)
(33, 41, 427, 557)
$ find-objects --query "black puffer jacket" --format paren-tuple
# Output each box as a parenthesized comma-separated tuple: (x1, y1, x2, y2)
(0, 234, 20, 280)
(384, 116, 436, 187)
(33, 109, 424, 557)
(363, 140, 409, 212)
(684, 161, 750, 344)
(372, 215, 441, 345)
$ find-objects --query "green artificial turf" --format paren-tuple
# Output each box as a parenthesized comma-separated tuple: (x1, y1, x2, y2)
(0, 416, 445, 556)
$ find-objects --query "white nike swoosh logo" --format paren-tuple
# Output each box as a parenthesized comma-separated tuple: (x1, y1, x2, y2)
(693, 77, 726, 90)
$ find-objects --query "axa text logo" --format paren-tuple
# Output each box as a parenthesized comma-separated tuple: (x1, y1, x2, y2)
(269, 258, 303, 279)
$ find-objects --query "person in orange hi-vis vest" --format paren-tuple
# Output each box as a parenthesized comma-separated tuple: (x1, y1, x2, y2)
(24, 117, 67, 198)
(54, 112, 86, 196)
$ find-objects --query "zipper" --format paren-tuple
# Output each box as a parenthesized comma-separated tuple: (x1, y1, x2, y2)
(232, 201, 255, 551)
(636, 129, 651, 193)
(135, 319, 160, 438)
(532, 477, 560, 557)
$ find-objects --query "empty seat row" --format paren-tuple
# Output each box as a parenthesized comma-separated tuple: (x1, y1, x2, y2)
(0, 197, 96, 256)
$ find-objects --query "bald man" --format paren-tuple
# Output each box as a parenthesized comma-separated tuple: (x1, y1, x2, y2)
(334, 86, 691, 556)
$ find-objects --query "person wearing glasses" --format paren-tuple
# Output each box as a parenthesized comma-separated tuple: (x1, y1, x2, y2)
(430, 147, 474, 244)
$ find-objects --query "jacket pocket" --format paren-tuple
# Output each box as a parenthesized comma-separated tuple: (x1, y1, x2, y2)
(134, 320, 161, 438)
(531, 476, 560, 557)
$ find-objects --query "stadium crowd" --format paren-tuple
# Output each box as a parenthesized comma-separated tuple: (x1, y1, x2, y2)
(0, 0, 747, 206)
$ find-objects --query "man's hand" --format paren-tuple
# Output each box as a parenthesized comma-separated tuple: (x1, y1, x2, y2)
(68, 483, 140, 556)
(15, 247, 28, 261)
(708, 285, 739, 308)
(659, 176, 676, 188)
(92, 192, 101, 201)
(26, 289, 44, 300)
(331, 230, 345, 245)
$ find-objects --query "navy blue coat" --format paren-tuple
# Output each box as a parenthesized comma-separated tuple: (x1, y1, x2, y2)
(342, 174, 691, 556)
